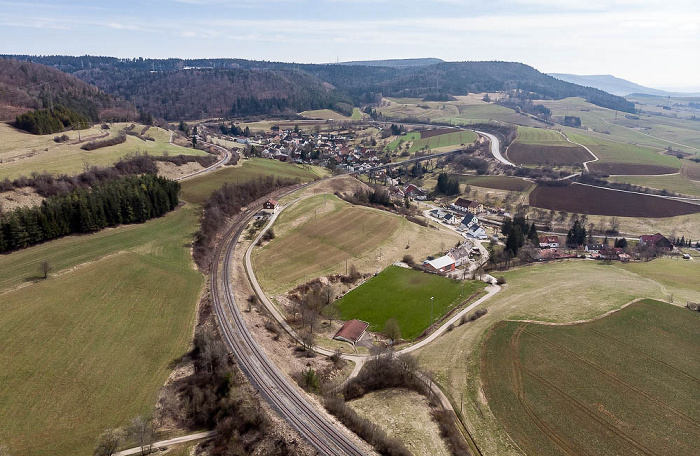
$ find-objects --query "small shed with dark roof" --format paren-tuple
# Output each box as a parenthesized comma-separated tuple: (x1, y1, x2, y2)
(333, 319, 369, 345)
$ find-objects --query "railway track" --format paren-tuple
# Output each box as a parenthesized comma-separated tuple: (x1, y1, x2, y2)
(210, 186, 366, 456)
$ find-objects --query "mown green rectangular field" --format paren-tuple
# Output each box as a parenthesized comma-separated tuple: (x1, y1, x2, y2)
(386, 131, 421, 151)
(336, 266, 485, 340)
(514, 126, 569, 144)
(179, 157, 322, 204)
(0, 205, 203, 456)
(409, 130, 478, 152)
(481, 299, 700, 456)
(610, 173, 700, 197)
(566, 130, 681, 169)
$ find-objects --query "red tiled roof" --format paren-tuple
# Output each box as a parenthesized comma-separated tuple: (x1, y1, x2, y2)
(453, 197, 472, 208)
(265, 199, 278, 206)
(334, 319, 369, 344)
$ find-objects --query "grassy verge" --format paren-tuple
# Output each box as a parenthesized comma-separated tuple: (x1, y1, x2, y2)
(336, 266, 485, 340)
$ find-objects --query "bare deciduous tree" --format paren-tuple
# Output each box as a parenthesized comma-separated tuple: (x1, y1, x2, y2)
(93, 428, 124, 456)
(128, 415, 155, 456)
(384, 317, 401, 344)
(39, 261, 51, 279)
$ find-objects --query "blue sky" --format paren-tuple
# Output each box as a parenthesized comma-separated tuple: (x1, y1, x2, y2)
(1, 0, 698, 90)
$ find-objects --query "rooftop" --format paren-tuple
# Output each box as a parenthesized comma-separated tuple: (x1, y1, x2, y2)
(333, 319, 369, 344)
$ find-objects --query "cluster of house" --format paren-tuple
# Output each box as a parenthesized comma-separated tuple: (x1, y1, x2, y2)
(226, 128, 385, 171)
(428, 197, 493, 240)
(422, 242, 479, 273)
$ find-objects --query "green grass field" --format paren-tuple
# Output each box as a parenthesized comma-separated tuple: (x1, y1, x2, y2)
(179, 158, 322, 204)
(610, 173, 700, 197)
(252, 194, 462, 295)
(386, 132, 421, 151)
(0, 205, 203, 456)
(453, 175, 534, 192)
(336, 266, 485, 340)
(299, 109, 351, 121)
(481, 299, 700, 456)
(514, 126, 570, 144)
(566, 130, 681, 168)
(409, 130, 478, 152)
(350, 107, 363, 120)
(0, 122, 206, 180)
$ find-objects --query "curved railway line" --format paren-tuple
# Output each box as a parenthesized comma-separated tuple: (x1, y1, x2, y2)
(210, 186, 366, 456)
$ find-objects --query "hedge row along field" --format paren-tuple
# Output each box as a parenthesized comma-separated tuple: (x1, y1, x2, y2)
(529, 183, 700, 217)
(481, 299, 700, 456)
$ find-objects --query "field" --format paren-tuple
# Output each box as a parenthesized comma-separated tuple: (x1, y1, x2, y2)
(0, 205, 203, 456)
(409, 130, 478, 152)
(414, 260, 682, 456)
(481, 299, 700, 456)
(0, 122, 207, 180)
(386, 131, 420, 151)
(507, 143, 592, 166)
(348, 388, 450, 456)
(513, 126, 568, 144)
(335, 265, 485, 340)
(179, 157, 322, 204)
(299, 109, 351, 121)
(529, 183, 700, 217)
(610, 173, 700, 197)
(683, 160, 700, 180)
(453, 174, 533, 192)
(252, 194, 462, 295)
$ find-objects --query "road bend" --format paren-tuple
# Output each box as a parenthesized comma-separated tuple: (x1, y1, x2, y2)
(210, 187, 366, 456)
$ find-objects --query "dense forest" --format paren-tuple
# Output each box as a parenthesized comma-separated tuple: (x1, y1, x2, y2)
(14, 105, 89, 134)
(0, 174, 179, 253)
(3, 55, 636, 118)
(0, 57, 136, 122)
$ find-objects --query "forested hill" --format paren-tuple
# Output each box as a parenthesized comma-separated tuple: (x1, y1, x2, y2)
(0, 57, 136, 122)
(2, 55, 635, 118)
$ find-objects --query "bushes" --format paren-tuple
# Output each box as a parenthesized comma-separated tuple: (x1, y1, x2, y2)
(81, 132, 126, 150)
(323, 394, 412, 456)
(154, 154, 218, 168)
(53, 134, 69, 143)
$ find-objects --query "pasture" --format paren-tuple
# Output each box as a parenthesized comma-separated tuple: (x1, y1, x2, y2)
(299, 109, 351, 121)
(179, 157, 322, 204)
(415, 260, 677, 456)
(0, 205, 203, 456)
(0, 122, 206, 180)
(529, 183, 700, 217)
(409, 130, 478, 152)
(481, 299, 700, 456)
(610, 173, 700, 197)
(336, 266, 485, 340)
(683, 160, 700, 180)
(513, 126, 568, 144)
(252, 194, 462, 295)
(386, 131, 420, 151)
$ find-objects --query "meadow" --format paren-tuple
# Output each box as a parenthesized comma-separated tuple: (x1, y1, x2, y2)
(409, 130, 478, 152)
(481, 299, 700, 456)
(179, 157, 323, 204)
(610, 173, 700, 197)
(0, 122, 206, 180)
(415, 260, 674, 456)
(453, 174, 533, 192)
(335, 266, 485, 340)
(252, 194, 462, 295)
(0, 205, 203, 456)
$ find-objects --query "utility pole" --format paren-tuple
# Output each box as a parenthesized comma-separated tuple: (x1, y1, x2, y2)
(430, 296, 434, 326)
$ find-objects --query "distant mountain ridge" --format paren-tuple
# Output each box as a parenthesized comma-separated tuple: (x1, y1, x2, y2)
(2, 55, 636, 119)
(337, 58, 444, 68)
(549, 73, 700, 97)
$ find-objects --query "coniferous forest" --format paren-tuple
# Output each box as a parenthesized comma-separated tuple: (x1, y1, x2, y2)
(0, 174, 180, 253)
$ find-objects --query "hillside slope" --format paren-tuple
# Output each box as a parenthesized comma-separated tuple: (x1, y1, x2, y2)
(0, 57, 135, 122)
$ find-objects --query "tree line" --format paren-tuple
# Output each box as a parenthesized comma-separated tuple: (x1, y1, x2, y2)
(15, 105, 89, 135)
(0, 174, 179, 253)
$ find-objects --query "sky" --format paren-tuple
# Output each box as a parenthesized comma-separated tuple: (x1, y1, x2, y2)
(1, 0, 699, 90)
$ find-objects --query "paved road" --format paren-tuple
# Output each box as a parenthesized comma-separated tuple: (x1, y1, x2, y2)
(115, 431, 215, 456)
(211, 186, 367, 456)
(474, 129, 512, 166)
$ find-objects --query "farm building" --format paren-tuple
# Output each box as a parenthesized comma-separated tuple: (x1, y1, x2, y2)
(423, 255, 456, 273)
(639, 233, 674, 250)
(539, 235, 560, 249)
(459, 213, 479, 231)
(467, 200, 484, 214)
(333, 319, 370, 346)
(450, 197, 473, 213)
(262, 199, 279, 214)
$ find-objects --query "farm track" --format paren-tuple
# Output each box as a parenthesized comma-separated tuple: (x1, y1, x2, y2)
(524, 330, 700, 429)
(210, 185, 366, 456)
